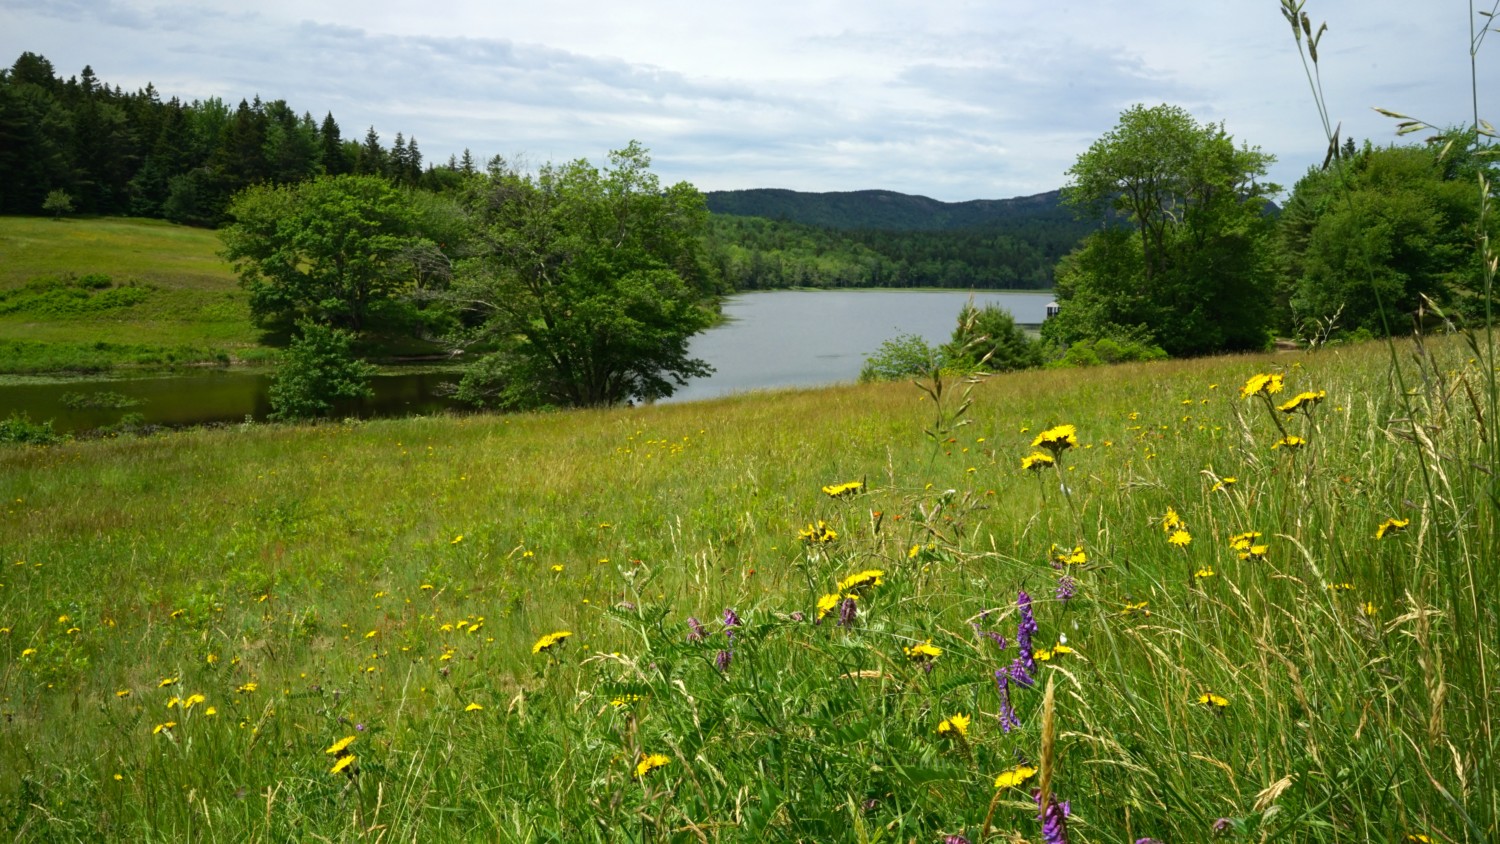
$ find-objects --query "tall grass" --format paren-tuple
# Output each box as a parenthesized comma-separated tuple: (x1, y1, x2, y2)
(1, 334, 1494, 841)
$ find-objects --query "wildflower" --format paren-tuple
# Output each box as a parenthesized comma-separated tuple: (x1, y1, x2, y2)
(611, 694, 646, 707)
(1376, 517, 1410, 539)
(838, 596, 858, 627)
(822, 481, 864, 498)
(1055, 576, 1076, 603)
(204, 707, 217, 716)
(1037, 790, 1071, 844)
(1210, 477, 1237, 492)
(550, 564, 564, 573)
(115, 690, 131, 698)
(798, 520, 838, 543)
(815, 594, 841, 621)
(1021, 452, 1056, 471)
(1197, 692, 1229, 708)
(1052, 643, 1073, 655)
(158, 677, 177, 688)
(20, 648, 36, 658)
(330, 755, 356, 774)
(1228, 532, 1262, 552)
(1272, 435, 1307, 450)
(464, 702, 483, 712)
(1032, 424, 1078, 454)
(904, 640, 942, 662)
(937, 713, 971, 737)
(237, 682, 258, 694)
(1161, 507, 1185, 533)
(944, 837, 973, 844)
(1120, 601, 1150, 617)
(995, 669, 1020, 731)
(1239, 544, 1268, 561)
(182, 693, 206, 709)
(326, 735, 357, 755)
(1033, 648, 1053, 661)
(1277, 390, 1326, 413)
(152, 722, 176, 735)
(634, 753, 671, 778)
(450, 535, 463, 544)
(1239, 373, 1285, 399)
(838, 569, 884, 594)
(994, 764, 1037, 789)
(686, 616, 707, 641)
(1363, 601, 1379, 617)
(1051, 545, 1086, 566)
(1213, 818, 1234, 835)
(722, 607, 742, 638)
(1326, 582, 1354, 591)
(1194, 566, 1215, 580)
(531, 631, 573, 654)
(715, 649, 732, 672)
(1016, 591, 1038, 681)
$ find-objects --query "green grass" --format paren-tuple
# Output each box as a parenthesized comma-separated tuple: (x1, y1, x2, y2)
(1, 336, 1495, 841)
(0, 216, 270, 373)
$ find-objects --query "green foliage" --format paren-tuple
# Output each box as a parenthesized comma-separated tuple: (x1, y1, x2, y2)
(222, 175, 436, 332)
(1278, 139, 1499, 337)
(859, 333, 942, 382)
(1051, 104, 1278, 356)
(0, 411, 62, 444)
(1048, 335, 1169, 368)
(0, 274, 151, 317)
(942, 302, 1040, 372)
(266, 321, 376, 421)
(41, 188, 73, 218)
(450, 142, 715, 409)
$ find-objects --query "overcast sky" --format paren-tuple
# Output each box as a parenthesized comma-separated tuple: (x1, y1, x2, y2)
(4, 1, 1496, 201)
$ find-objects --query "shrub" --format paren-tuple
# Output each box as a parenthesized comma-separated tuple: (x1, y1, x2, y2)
(267, 321, 377, 421)
(942, 302, 1040, 372)
(859, 333, 942, 383)
(0, 412, 63, 445)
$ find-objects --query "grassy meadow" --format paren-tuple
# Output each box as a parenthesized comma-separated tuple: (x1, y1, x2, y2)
(0, 217, 271, 374)
(2, 334, 1496, 841)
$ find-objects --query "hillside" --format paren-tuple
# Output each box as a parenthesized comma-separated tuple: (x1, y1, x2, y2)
(704, 187, 1077, 232)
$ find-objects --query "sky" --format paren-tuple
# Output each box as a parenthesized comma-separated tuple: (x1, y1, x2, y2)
(3, 0, 1496, 202)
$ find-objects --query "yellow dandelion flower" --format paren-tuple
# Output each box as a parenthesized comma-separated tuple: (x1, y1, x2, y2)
(1033, 648, 1053, 661)
(330, 755, 356, 774)
(158, 677, 177, 688)
(634, 753, 671, 778)
(1363, 601, 1379, 617)
(994, 764, 1038, 789)
(1239, 373, 1285, 399)
(822, 481, 864, 498)
(450, 535, 464, 544)
(1161, 507, 1186, 533)
(611, 694, 646, 708)
(798, 520, 838, 543)
(1376, 517, 1410, 539)
(204, 707, 217, 716)
(1120, 601, 1151, 617)
(551, 564, 564, 573)
(532, 631, 573, 654)
(1194, 567, 1215, 579)
(1239, 544, 1268, 561)
(1020, 452, 1055, 471)
(1210, 477, 1237, 492)
(816, 593, 842, 620)
(1277, 390, 1327, 413)
(237, 682, 257, 694)
(837, 569, 884, 593)
(1407, 834, 1432, 842)
(1228, 532, 1262, 551)
(183, 693, 206, 709)
(326, 735, 357, 755)
(1168, 529, 1192, 547)
(1272, 435, 1307, 450)
(152, 722, 176, 734)
(115, 689, 131, 698)
(464, 702, 484, 712)
(936, 713, 971, 737)
(1031, 424, 1078, 454)
(1197, 693, 1229, 708)
(904, 640, 942, 661)
(907, 543, 921, 559)
(1327, 582, 1354, 591)
(20, 648, 36, 658)
(1052, 643, 1073, 655)
(1051, 544, 1086, 565)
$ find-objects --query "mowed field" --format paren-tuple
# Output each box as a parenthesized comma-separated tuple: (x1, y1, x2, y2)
(0, 217, 269, 373)
(2, 335, 1495, 841)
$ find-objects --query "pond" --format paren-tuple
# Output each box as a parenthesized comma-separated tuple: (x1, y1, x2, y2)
(1, 289, 1051, 433)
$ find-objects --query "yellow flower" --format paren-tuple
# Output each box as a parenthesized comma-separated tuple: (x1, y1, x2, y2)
(1033, 648, 1053, 661)
(464, 702, 484, 712)
(611, 694, 646, 708)
(1168, 529, 1192, 547)
(798, 520, 838, 543)
(1194, 567, 1215, 579)
(330, 755, 356, 774)
(325, 735, 357, 755)
(182, 693, 206, 709)
(1020, 452, 1055, 471)
(1277, 390, 1327, 413)
(1272, 435, 1307, 450)
(822, 481, 864, 498)
(550, 565, 564, 573)
(20, 648, 36, 658)
(1326, 582, 1354, 591)
(1376, 517, 1410, 539)
(1052, 643, 1073, 655)
(1197, 692, 1229, 708)
(816, 593, 842, 620)
(634, 753, 671, 778)
(1161, 507, 1186, 533)
(1120, 601, 1150, 617)
(115, 689, 131, 698)
(1363, 601, 1379, 617)
(837, 569, 884, 593)
(158, 677, 177, 688)
(532, 631, 573, 654)
(1239, 544, 1268, 561)
(1239, 373, 1285, 399)
(936, 713, 971, 737)
(1031, 424, 1078, 454)
(904, 640, 942, 662)
(450, 535, 464, 544)
(1051, 544, 1086, 565)
(204, 707, 217, 716)
(994, 764, 1038, 789)
(1210, 477, 1237, 492)
(152, 722, 176, 734)
(237, 682, 258, 694)
(1228, 532, 1262, 551)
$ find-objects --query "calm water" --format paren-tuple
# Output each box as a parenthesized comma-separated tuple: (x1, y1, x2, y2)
(2, 290, 1050, 432)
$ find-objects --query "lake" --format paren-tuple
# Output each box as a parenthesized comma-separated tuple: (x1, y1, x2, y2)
(2, 289, 1051, 433)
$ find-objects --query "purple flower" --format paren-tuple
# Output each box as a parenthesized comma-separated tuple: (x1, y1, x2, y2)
(1213, 817, 1233, 835)
(715, 649, 732, 672)
(984, 630, 1008, 649)
(789, 611, 806, 622)
(1056, 576, 1076, 603)
(943, 836, 972, 844)
(686, 616, 706, 642)
(995, 669, 1020, 732)
(838, 597, 858, 627)
(1008, 656, 1034, 689)
(1035, 790, 1070, 844)
(722, 607, 742, 639)
(1016, 591, 1038, 682)
(1136, 839, 1164, 844)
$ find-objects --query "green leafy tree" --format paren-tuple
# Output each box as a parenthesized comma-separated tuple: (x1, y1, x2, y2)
(1047, 104, 1278, 356)
(859, 333, 941, 382)
(267, 321, 377, 421)
(941, 302, 1040, 372)
(221, 174, 433, 332)
(450, 142, 716, 409)
(41, 188, 73, 218)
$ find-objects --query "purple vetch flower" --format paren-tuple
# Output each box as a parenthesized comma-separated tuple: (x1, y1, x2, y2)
(789, 611, 806, 622)
(1136, 839, 1164, 844)
(838, 597, 858, 627)
(1016, 590, 1038, 681)
(686, 617, 706, 642)
(984, 630, 1008, 649)
(1213, 817, 1233, 835)
(1008, 656, 1034, 689)
(1056, 576, 1076, 603)
(722, 607, 742, 639)
(943, 836, 973, 844)
(995, 669, 1020, 732)
(1035, 790, 1070, 844)
(715, 649, 732, 672)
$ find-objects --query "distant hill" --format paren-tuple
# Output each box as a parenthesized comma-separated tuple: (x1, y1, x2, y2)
(703, 188, 1076, 232)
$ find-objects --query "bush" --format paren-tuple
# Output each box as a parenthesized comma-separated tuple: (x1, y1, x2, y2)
(942, 303, 1040, 372)
(267, 321, 377, 421)
(859, 334, 942, 383)
(0, 412, 63, 445)
(1049, 336, 1169, 368)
